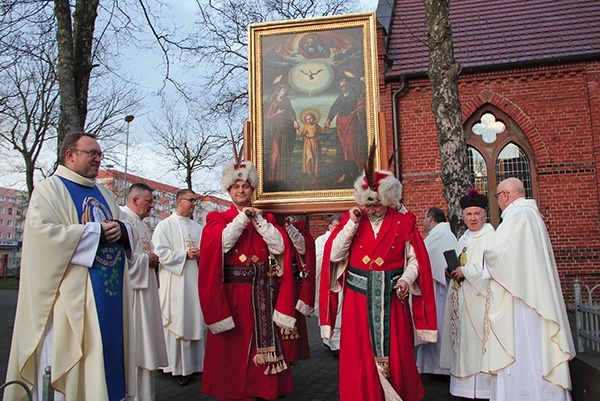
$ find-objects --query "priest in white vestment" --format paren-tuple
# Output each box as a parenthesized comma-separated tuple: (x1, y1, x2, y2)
(416, 207, 457, 375)
(5, 132, 135, 401)
(152, 189, 205, 386)
(440, 189, 496, 398)
(315, 215, 341, 352)
(122, 183, 168, 401)
(483, 178, 575, 401)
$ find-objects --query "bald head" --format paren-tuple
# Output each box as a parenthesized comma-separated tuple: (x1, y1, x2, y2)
(496, 177, 526, 210)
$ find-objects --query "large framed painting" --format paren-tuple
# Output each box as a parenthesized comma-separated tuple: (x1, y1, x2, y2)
(247, 12, 385, 214)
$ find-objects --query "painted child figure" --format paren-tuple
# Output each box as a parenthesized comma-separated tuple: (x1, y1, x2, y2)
(296, 111, 326, 177)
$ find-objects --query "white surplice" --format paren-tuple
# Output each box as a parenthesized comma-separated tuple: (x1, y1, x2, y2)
(416, 222, 457, 375)
(440, 223, 496, 398)
(122, 206, 168, 401)
(483, 198, 575, 401)
(152, 212, 205, 376)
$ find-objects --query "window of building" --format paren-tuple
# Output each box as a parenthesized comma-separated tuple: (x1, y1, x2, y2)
(0, 219, 3, 226)
(7, 233, 11, 239)
(465, 105, 536, 226)
(0, 232, 3, 238)
(8, 208, 12, 215)
(7, 220, 13, 227)
(0, 207, 4, 214)
(0, 195, 5, 201)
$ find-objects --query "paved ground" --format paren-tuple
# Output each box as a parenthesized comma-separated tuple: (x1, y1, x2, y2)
(0, 289, 462, 400)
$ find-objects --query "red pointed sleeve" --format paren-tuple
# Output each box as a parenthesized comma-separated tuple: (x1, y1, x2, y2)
(198, 210, 233, 330)
(405, 212, 438, 340)
(318, 212, 350, 339)
(294, 221, 316, 315)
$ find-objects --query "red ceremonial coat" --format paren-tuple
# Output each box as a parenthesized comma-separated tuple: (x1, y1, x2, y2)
(319, 208, 437, 401)
(198, 205, 295, 401)
(280, 220, 316, 362)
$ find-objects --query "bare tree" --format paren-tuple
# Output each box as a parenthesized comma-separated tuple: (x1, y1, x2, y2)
(422, 0, 470, 235)
(53, 0, 98, 147)
(0, 30, 59, 197)
(0, 0, 143, 188)
(149, 99, 228, 191)
(186, 0, 358, 124)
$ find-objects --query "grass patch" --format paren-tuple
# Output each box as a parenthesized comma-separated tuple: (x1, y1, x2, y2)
(0, 278, 19, 290)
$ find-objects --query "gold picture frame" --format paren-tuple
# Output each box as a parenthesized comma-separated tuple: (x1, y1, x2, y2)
(247, 12, 384, 214)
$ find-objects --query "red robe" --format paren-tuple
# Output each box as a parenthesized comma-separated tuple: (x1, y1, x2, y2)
(198, 206, 296, 401)
(280, 221, 316, 362)
(319, 208, 437, 401)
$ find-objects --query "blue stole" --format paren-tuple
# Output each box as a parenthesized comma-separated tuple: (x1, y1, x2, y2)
(59, 177, 126, 401)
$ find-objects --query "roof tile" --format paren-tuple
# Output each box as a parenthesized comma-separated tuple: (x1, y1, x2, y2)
(383, 0, 600, 76)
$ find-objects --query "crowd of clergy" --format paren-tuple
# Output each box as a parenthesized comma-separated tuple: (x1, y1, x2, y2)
(4, 131, 575, 401)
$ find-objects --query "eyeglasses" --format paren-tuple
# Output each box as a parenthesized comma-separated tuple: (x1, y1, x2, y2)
(494, 191, 509, 199)
(70, 149, 104, 160)
(181, 197, 197, 203)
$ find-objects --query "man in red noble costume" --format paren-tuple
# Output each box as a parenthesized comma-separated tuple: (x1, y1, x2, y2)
(319, 169, 437, 401)
(198, 159, 296, 401)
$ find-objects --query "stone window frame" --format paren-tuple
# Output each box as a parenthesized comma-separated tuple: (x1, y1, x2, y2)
(464, 104, 538, 227)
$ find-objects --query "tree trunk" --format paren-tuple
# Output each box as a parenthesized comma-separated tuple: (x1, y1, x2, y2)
(54, 0, 99, 153)
(422, 0, 470, 236)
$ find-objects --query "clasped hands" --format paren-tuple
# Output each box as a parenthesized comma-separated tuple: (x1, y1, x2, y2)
(393, 279, 409, 300)
(100, 220, 122, 243)
(242, 207, 262, 219)
(186, 246, 199, 259)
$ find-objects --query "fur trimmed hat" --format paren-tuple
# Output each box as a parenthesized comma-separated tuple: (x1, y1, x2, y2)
(460, 188, 488, 209)
(221, 160, 259, 191)
(354, 170, 403, 206)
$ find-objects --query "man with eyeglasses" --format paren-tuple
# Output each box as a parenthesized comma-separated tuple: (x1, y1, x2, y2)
(483, 177, 575, 400)
(319, 168, 437, 401)
(5, 132, 135, 401)
(151, 188, 205, 386)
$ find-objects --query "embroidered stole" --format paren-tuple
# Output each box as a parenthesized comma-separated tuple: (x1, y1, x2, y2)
(59, 177, 126, 401)
(347, 266, 403, 378)
(251, 262, 288, 374)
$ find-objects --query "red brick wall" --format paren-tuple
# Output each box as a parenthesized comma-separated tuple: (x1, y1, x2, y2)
(378, 61, 600, 303)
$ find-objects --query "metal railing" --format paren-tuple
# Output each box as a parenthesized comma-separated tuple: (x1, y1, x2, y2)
(0, 366, 53, 401)
(574, 277, 600, 353)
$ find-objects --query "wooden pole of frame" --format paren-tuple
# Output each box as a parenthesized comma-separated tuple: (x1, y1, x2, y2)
(378, 110, 389, 171)
(243, 120, 252, 161)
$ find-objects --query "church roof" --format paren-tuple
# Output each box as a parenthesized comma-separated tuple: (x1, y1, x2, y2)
(378, 0, 600, 78)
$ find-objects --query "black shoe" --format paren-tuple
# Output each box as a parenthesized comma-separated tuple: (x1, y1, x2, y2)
(177, 376, 189, 386)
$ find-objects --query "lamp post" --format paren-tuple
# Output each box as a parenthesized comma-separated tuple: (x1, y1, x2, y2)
(124, 115, 134, 203)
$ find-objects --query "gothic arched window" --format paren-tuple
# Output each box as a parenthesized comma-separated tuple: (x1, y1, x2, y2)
(464, 105, 537, 226)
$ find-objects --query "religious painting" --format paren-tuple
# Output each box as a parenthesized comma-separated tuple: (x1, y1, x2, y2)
(247, 12, 385, 214)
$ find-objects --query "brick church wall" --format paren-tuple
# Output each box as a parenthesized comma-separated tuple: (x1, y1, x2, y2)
(378, 60, 600, 303)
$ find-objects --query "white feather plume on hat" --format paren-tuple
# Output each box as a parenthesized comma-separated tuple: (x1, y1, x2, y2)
(353, 169, 403, 206)
(221, 160, 259, 191)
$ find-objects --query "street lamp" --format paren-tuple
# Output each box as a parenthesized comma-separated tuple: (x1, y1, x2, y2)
(123, 114, 134, 203)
